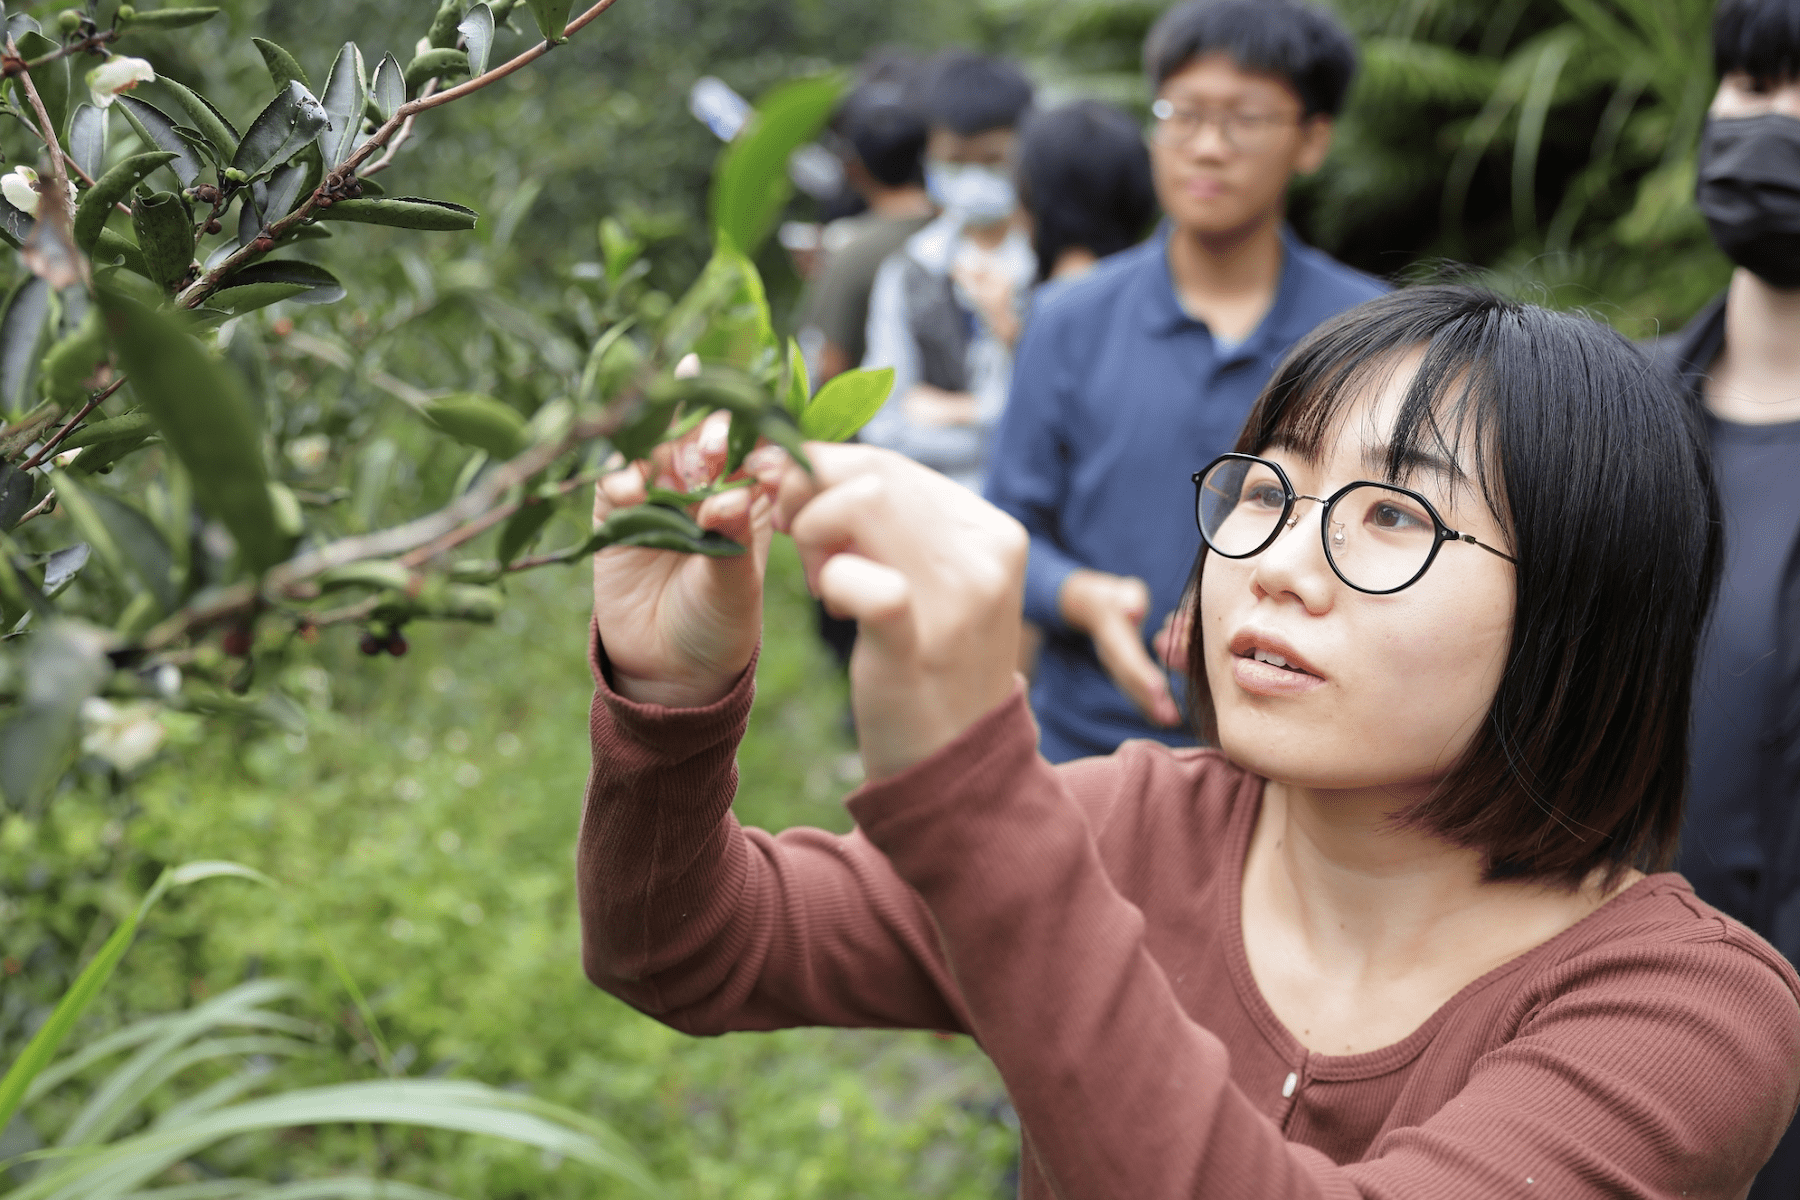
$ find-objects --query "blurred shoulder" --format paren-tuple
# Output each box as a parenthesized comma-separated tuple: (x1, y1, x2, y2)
(1284, 236, 1390, 312)
(1028, 237, 1167, 329)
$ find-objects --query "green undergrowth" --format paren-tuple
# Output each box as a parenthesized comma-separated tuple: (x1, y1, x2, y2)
(7, 537, 1011, 1197)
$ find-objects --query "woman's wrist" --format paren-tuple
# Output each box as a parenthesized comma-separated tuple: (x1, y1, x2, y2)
(610, 660, 747, 710)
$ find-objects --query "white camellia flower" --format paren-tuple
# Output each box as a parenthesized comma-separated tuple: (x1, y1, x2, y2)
(80, 697, 167, 773)
(86, 55, 156, 108)
(1, 166, 76, 216)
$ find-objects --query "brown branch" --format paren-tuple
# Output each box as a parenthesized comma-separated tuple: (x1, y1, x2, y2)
(11, 487, 55, 527)
(18, 376, 127, 472)
(7, 35, 74, 230)
(175, 0, 627, 310)
(3, 29, 118, 76)
(398, 470, 599, 569)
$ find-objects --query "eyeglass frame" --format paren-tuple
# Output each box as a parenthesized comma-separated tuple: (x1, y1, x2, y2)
(1191, 452, 1518, 596)
(1148, 97, 1304, 152)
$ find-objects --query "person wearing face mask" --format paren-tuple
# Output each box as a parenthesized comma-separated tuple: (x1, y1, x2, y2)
(577, 287, 1800, 1197)
(857, 51, 1038, 491)
(1649, 3, 1800, 1193)
(983, 0, 1387, 764)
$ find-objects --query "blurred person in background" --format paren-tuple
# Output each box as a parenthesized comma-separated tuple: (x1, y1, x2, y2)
(1016, 99, 1159, 294)
(1652, 0, 1800, 1192)
(795, 75, 936, 386)
(859, 51, 1037, 491)
(985, 0, 1386, 764)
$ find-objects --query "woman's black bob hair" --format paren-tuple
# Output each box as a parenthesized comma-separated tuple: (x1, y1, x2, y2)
(1184, 285, 1721, 889)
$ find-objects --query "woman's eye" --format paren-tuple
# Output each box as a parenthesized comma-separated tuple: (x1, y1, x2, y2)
(1369, 501, 1427, 531)
(1245, 483, 1286, 510)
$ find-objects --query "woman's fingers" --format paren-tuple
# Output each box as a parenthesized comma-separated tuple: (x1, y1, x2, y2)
(594, 459, 648, 522)
(818, 552, 913, 627)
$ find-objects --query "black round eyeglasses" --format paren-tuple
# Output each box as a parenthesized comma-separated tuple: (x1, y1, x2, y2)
(1192, 453, 1517, 595)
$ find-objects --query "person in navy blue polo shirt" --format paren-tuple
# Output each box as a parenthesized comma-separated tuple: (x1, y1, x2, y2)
(985, 0, 1388, 762)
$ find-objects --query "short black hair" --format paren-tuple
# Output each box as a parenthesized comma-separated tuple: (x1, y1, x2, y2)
(1144, 0, 1358, 118)
(923, 51, 1035, 136)
(839, 88, 929, 189)
(1184, 285, 1721, 890)
(1713, 0, 1800, 84)
(1016, 101, 1158, 281)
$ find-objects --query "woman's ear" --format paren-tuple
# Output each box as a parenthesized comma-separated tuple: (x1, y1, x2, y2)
(1294, 114, 1334, 176)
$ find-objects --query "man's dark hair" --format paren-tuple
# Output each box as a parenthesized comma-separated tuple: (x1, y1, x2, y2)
(924, 51, 1034, 136)
(1713, 0, 1800, 84)
(1184, 286, 1721, 890)
(840, 88, 929, 189)
(1144, 0, 1358, 118)
(1016, 101, 1157, 281)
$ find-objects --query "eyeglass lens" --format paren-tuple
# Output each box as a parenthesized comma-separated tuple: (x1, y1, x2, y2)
(1149, 100, 1290, 151)
(1197, 458, 1441, 592)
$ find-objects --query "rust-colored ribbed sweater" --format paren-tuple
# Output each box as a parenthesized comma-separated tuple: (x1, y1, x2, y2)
(577, 642, 1800, 1198)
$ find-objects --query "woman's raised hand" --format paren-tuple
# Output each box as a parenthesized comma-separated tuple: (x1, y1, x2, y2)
(592, 413, 784, 709)
(775, 443, 1028, 781)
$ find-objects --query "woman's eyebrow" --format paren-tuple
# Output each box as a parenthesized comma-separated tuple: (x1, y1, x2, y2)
(1362, 443, 1465, 483)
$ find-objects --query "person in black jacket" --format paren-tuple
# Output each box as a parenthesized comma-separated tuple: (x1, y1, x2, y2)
(1649, 2, 1800, 1195)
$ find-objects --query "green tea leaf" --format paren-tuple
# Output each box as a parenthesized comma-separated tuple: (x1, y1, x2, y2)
(130, 189, 196, 293)
(74, 151, 177, 253)
(97, 286, 284, 573)
(459, 3, 496, 76)
(93, 227, 150, 279)
(56, 409, 155, 452)
(215, 260, 346, 309)
(316, 196, 478, 230)
(252, 36, 312, 95)
(0, 194, 30, 248)
(525, 0, 574, 44)
(116, 96, 202, 187)
(710, 73, 843, 256)
(68, 103, 109, 182)
(0, 275, 51, 412)
(369, 53, 404, 122)
(0, 462, 33, 531)
(51, 472, 178, 610)
(800, 366, 893, 442)
(0, 620, 110, 811)
(159, 78, 240, 161)
(422, 392, 526, 460)
(320, 42, 368, 168)
(581, 502, 744, 558)
(231, 80, 330, 180)
(784, 336, 809, 420)
(38, 305, 107, 407)
(663, 237, 776, 369)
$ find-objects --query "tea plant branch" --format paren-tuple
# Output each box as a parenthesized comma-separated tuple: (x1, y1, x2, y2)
(8, 34, 74, 227)
(176, 0, 628, 311)
(136, 392, 640, 651)
(397, 469, 601, 569)
(2, 28, 120, 76)
(17, 376, 128, 472)
(11, 488, 55, 527)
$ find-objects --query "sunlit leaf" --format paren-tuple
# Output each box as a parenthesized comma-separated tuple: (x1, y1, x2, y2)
(96, 287, 284, 573)
(800, 366, 893, 442)
(68, 104, 109, 182)
(116, 96, 202, 188)
(369, 53, 404, 122)
(231, 80, 330, 180)
(459, 4, 496, 76)
(710, 73, 842, 256)
(320, 42, 367, 167)
(784, 336, 808, 420)
(663, 237, 776, 369)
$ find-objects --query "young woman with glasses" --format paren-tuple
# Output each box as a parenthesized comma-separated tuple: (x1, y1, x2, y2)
(578, 285, 1800, 1197)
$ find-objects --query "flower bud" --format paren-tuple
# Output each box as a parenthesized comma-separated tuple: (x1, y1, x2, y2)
(57, 9, 82, 31)
(117, 3, 136, 19)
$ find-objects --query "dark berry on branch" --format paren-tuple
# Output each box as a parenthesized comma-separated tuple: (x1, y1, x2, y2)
(204, 219, 221, 234)
(386, 634, 409, 657)
(223, 626, 252, 656)
(359, 631, 384, 656)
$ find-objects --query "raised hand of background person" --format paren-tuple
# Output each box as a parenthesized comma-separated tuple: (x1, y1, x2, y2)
(774, 444, 1027, 781)
(591, 412, 785, 710)
(951, 261, 1021, 350)
(1060, 570, 1183, 728)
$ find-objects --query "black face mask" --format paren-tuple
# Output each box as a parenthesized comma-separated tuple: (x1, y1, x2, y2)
(1697, 113, 1800, 289)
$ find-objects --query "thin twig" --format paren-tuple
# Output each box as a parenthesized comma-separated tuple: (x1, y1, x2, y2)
(7, 35, 73, 228)
(3, 29, 118, 76)
(398, 470, 599, 569)
(175, 0, 626, 310)
(11, 488, 55, 527)
(18, 376, 128, 472)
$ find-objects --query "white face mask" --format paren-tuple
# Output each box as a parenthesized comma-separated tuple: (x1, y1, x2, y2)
(925, 160, 1018, 226)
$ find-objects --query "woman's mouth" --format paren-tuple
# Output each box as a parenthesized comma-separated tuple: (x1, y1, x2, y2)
(1227, 634, 1326, 697)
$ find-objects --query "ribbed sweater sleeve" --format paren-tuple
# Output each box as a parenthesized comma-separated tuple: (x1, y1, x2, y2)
(847, 689, 1800, 1199)
(577, 627, 967, 1034)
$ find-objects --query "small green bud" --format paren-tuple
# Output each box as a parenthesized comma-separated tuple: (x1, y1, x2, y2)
(117, 3, 136, 19)
(57, 9, 82, 31)
(222, 167, 248, 184)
